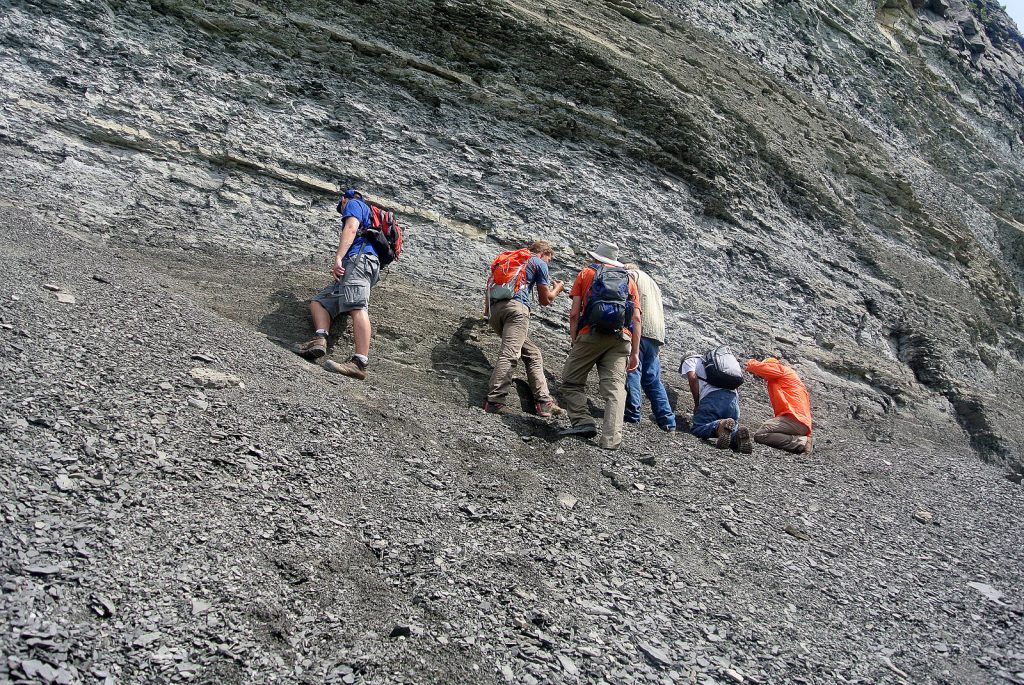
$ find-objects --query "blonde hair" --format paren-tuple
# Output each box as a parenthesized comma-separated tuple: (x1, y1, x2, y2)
(529, 240, 554, 258)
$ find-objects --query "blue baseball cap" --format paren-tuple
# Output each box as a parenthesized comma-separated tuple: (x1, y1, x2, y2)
(337, 188, 362, 213)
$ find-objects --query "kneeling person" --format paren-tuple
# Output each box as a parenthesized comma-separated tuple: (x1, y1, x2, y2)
(681, 347, 753, 453)
(293, 188, 379, 380)
(745, 357, 813, 454)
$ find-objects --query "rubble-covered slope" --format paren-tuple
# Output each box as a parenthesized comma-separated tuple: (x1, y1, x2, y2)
(2, 211, 1023, 684)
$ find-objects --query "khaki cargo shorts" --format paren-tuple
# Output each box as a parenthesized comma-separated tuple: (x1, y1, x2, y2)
(312, 253, 380, 317)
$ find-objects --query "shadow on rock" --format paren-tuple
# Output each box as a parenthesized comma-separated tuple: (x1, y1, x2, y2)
(257, 287, 353, 358)
(431, 316, 494, 406)
(499, 412, 566, 444)
(257, 289, 311, 348)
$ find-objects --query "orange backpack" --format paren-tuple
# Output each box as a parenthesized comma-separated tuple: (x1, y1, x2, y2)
(487, 248, 533, 302)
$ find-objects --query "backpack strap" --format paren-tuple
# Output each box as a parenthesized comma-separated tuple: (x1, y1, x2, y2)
(581, 264, 602, 318)
(342, 202, 373, 265)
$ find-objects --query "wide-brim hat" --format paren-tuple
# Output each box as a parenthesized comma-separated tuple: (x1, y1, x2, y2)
(588, 240, 624, 268)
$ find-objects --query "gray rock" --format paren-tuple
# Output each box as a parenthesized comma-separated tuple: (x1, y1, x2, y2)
(556, 653, 578, 676)
(557, 493, 578, 510)
(21, 660, 58, 683)
(967, 582, 1006, 604)
(784, 524, 810, 541)
(189, 367, 242, 389)
(638, 642, 672, 667)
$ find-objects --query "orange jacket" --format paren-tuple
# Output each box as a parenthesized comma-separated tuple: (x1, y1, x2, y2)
(746, 358, 813, 433)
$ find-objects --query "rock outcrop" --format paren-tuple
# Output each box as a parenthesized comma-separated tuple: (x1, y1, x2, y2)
(2, 0, 1022, 471)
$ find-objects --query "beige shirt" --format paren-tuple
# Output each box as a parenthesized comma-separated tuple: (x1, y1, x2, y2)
(628, 268, 665, 345)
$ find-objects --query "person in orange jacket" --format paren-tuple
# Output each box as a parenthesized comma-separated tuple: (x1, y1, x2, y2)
(745, 357, 813, 454)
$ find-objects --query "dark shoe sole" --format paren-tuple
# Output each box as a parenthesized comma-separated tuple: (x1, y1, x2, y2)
(559, 425, 598, 439)
(715, 419, 736, 449)
(736, 426, 753, 454)
(293, 345, 326, 361)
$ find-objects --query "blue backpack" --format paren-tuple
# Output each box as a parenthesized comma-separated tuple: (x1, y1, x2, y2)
(583, 265, 633, 334)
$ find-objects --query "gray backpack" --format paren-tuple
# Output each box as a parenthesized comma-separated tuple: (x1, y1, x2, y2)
(700, 346, 744, 390)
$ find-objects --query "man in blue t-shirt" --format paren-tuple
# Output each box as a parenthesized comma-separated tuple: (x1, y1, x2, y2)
(483, 240, 565, 417)
(292, 188, 380, 380)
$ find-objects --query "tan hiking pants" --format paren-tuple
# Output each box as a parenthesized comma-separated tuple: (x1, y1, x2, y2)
(561, 332, 631, 449)
(754, 415, 810, 453)
(487, 300, 552, 405)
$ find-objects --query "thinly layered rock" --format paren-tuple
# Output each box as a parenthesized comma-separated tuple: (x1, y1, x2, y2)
(0, 1, 1022, 468)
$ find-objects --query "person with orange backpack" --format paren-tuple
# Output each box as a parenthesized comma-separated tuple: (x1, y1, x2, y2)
(483, 240, 566, 417)
(292, 188, 402, 380)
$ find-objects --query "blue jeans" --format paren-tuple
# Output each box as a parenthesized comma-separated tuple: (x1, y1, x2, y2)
(690, 389, 739, 447)
(624, 337, 676, 429)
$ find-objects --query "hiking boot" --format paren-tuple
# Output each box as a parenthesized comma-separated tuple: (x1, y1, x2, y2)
(324, 357, 367, 380)
(483, 401, 508, 414)
(292, 336, 327, 360)
(802, 435, 814, 455)
(558, 424, 598, 440)
(736, 426, 753, 454)
(535, 400, 566, 418)
(715, 418, 736, 449)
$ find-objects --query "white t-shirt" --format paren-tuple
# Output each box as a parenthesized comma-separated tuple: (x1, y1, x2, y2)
(681, 356, 735, 401)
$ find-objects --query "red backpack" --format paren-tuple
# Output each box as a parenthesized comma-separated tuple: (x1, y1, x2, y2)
(363, 205, 403, 268)
(487, 248, 533, 302)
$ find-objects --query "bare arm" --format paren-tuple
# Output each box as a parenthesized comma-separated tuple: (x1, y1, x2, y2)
(569, 295, 582, 341)
(332, 216, 361, 278)
(627, 308, 641, 372)
(536, 279, 564, 306)
(687, 371, 701, 410)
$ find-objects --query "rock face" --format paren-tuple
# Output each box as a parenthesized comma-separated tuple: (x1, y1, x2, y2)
(1, 0, 1022, 471)
(1, 1, 1024, 683)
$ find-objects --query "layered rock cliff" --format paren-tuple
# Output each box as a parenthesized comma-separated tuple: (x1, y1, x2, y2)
(3, 0, 1023, 468)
